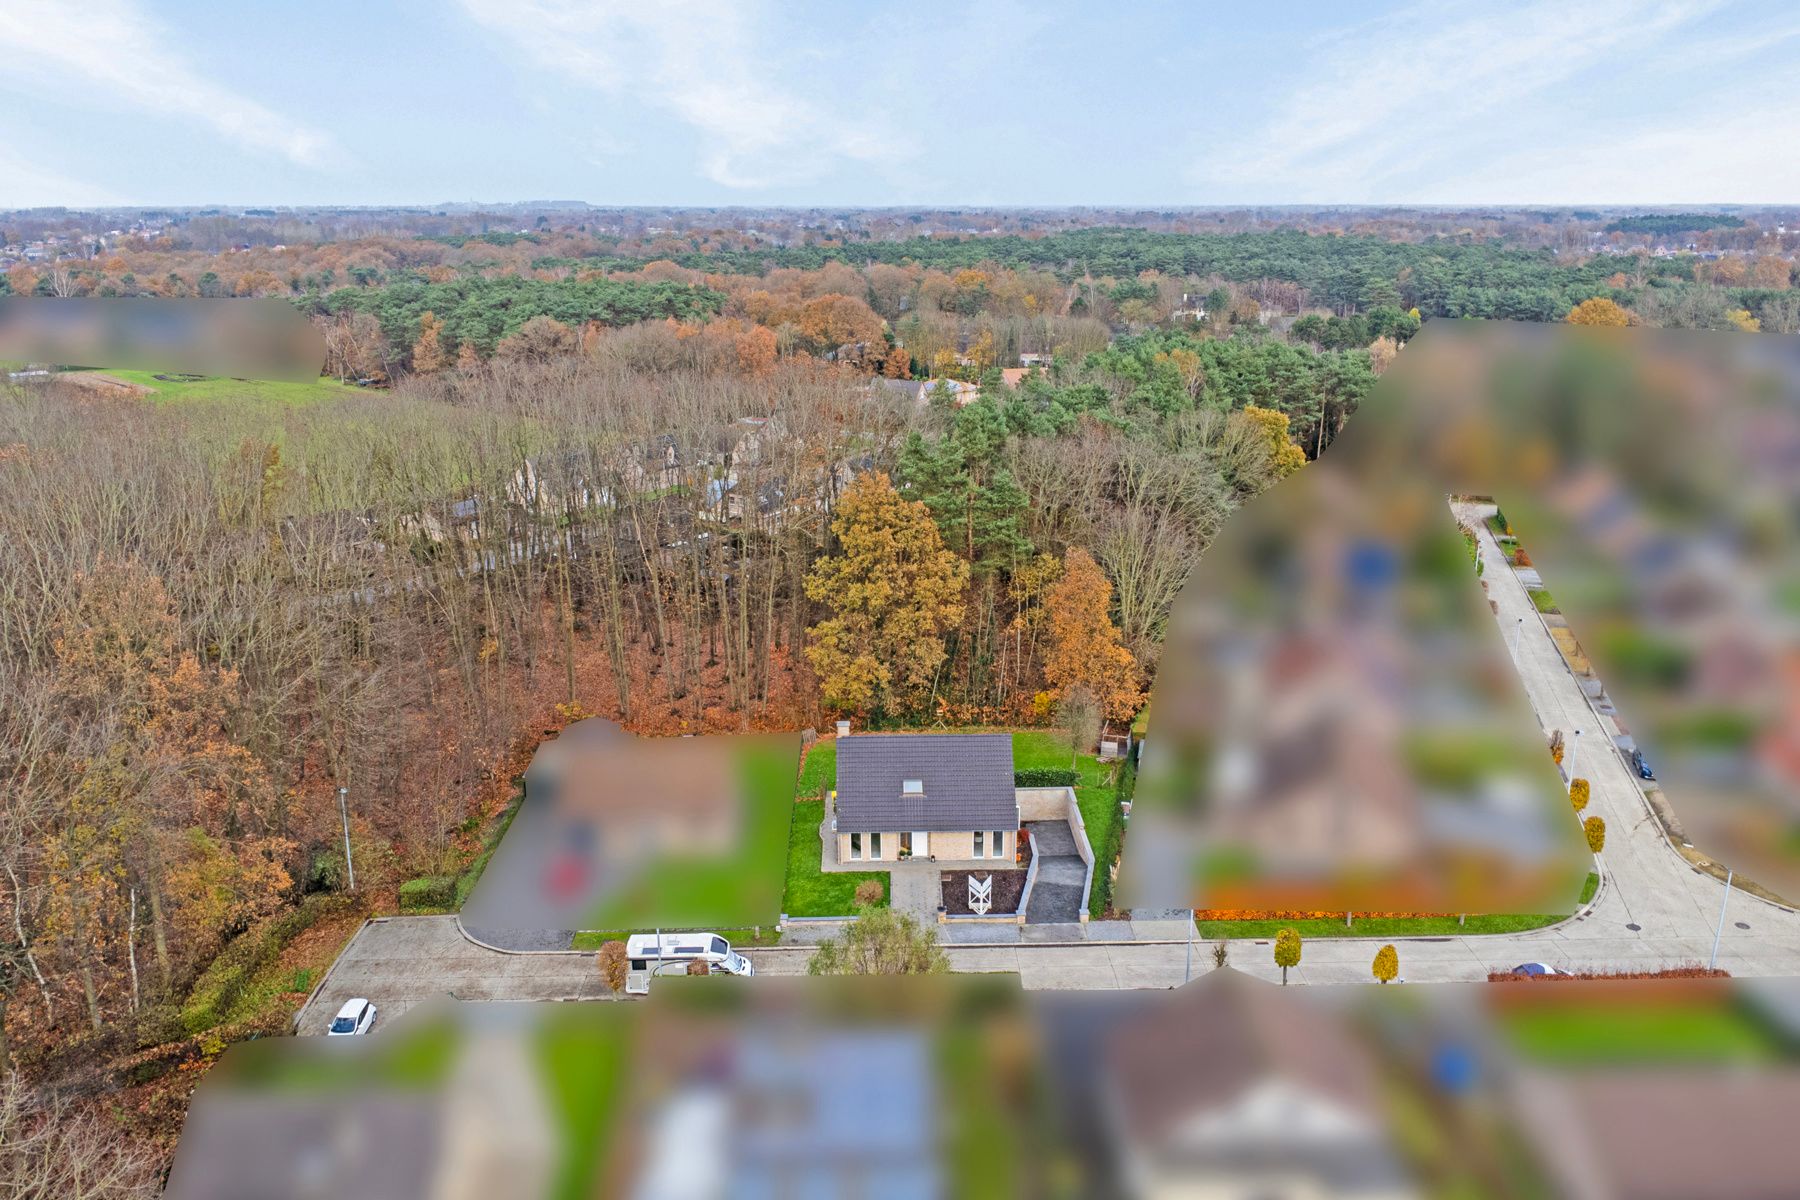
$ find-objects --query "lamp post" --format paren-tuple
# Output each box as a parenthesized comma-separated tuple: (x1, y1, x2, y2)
(338, 785, 356, 892)
(1566, 729, 1581, 787)
(1709, 870, 1734, 971)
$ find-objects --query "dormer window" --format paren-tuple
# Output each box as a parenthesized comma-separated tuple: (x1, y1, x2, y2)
(902, 779, 924, 796)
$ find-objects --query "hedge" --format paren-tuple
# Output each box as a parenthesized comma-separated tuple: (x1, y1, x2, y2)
(399, 875, 457, 911)
(1015, 767, 1080, 788)
(1088, 757, 1134, 918)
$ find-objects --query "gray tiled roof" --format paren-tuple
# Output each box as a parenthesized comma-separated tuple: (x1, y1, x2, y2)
(833, 733, 1017, 833)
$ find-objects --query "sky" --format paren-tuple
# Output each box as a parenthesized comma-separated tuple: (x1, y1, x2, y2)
(3, 0, 1800, 209)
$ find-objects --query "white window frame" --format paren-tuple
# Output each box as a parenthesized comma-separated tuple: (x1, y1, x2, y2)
(973, 830, 984, 858)
(850, 832, 863, 861)
(902, 778, 924, 795)
(992, 831, 1005, 859)
(870, 832, 882, 859)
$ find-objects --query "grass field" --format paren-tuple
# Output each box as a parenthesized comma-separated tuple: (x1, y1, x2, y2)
(73, 367, 364, 406)
(1502, 1000, 1781, 1065)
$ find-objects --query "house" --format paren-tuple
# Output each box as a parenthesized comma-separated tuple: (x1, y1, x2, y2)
(867, 376, 928, 407)
(831, 731, 1020, 864)
(1101, 969, 1418, 1199)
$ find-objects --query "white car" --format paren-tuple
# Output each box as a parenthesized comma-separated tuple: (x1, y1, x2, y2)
(327, 997, 377, 1036)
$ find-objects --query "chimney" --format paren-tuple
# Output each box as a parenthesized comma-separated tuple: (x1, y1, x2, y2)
(835, 719, 851, 738)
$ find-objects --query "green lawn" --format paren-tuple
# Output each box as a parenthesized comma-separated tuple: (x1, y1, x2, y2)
(1502, 1002, 1782, 1065)
(782, 798, 887, 916)
(536, 1007, 629, 1200)
(79, 367, 364, 406)
(1528, 587, 1559, 613)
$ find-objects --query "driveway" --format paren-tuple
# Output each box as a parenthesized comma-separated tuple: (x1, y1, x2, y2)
(1023, 820, 1086, 925)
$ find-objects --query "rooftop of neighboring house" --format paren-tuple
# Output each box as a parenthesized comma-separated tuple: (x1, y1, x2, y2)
(833, 732, 1017, 834)
(1104, 969, 1384, 1152)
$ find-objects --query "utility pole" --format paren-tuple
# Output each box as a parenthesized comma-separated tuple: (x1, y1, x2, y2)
(1709, 870, 1733, 971)
(338, 785, 356, 892)
(1566, 729, 1581, 787)
(1185, 910, 1193, 984)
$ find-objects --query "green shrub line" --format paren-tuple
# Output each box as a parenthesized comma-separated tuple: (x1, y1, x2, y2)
(1014, 767, 1080, 787)
(399, 875, 457, 911)
(180, 893, 360, 1034)
(452, 777, 527, 909)
(1088, 756, 1134, 918)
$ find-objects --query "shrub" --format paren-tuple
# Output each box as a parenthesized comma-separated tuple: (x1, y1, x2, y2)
(596, 941, 628, 994)
(853, 878, 885, 908)
(1512, 547, 1533, 567)
(1569, 777, 1590, 812)
(1584, 815, 1607, 854)
(1014, 767, 1080, 787)
(399, 875, 456, 911)
(1372, 943, 1399, 984)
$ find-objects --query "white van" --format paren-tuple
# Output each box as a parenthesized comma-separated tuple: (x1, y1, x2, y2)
(624, 933, 755, 983)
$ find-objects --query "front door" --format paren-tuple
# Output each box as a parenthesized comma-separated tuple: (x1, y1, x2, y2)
(912, 831, 928, 858)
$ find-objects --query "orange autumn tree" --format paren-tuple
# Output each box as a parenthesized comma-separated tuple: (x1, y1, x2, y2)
(805, 472, 967, 716)
(411, 310, 447, 373)
(43, 559, 291, 1018)
(1042, 548, 1143, 722)
(1567, 297, 1632, 326)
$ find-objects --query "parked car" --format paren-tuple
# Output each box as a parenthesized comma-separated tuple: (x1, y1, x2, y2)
(1631, 749, 1656, 781)
(327, 997, 377, 1036)
(1510, 962, 1561, 977)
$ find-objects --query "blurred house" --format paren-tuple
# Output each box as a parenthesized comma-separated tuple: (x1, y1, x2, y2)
(1101, 970, 1418, 1200)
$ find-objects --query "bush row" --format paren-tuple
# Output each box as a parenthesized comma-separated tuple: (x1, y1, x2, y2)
(181, 892, 359, 1034)
(1088, 758, 1134, 918)
(399, 875, 457, 911)
(1014, 767, 1080, 787)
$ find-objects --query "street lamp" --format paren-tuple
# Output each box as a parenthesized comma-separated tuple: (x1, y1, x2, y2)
(1566, 729, 1581, 787)
(338, 785, 357, 892)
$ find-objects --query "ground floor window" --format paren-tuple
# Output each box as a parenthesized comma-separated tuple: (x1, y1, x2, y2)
(992, 831, 1006, 859)
(871, 831, 883, 858)
(850, 832, 862, 860)
(973, 830, 984, 858)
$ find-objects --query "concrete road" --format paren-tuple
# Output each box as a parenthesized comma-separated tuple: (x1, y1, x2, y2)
(295, 916, 611, 1034)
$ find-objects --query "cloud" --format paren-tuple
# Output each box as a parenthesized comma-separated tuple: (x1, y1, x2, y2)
(1197, 0, 1737, 201)
(457, 0, 908, 189)
(0, 0, 339, 170)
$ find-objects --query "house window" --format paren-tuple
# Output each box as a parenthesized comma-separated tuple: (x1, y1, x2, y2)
(850, 833, 862, 861)
(902, 779, 923, 795)
(993, 831, 1005, 859)
(871, 832, 882, 859)
(973, 831, 984, 858)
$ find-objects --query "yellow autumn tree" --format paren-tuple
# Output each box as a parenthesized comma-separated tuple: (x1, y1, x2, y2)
(1042, 548, 1143, 722)
(1567, 297, 1632, 326)
(1240, 405, 1308, 478)
(805, 472, 968, 716)
(411, 310, 446, 373)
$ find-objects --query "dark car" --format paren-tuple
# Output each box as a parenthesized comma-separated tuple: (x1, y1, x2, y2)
(1631, 749, 1655, 781)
